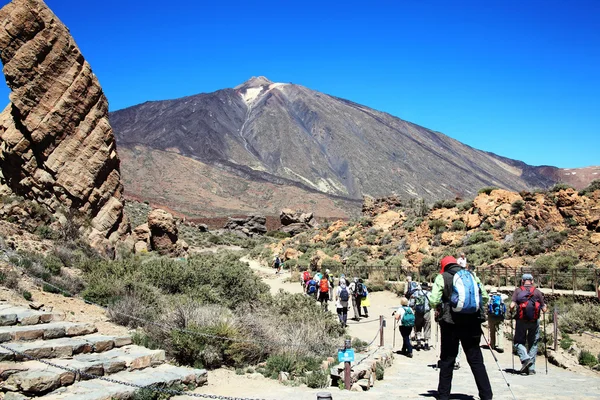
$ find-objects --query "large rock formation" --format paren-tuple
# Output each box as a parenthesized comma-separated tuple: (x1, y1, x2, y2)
(223, 215, 267, 238)
(279, 208, 317, 235)
(0, 0, 128, 251)
(147, 209, 179, 256)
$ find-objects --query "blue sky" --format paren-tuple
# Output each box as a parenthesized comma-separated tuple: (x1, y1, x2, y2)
(0, 0, 598, 168)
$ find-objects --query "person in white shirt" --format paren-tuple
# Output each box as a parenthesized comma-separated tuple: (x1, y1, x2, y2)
(457, 253, 467, 268)
(335, 281, 350, 328)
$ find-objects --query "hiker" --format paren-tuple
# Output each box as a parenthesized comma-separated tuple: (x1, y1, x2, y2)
(318, 273, 330, 311)
(314, 270, 323, 282)
(509, 273, 547, 375)
(359, 278, 370, 318)
(339, 273, 348, 287)
(273, 255, 282, 274)
(335, 280, 350, 327)
(301, 269, 311, 288)
(430, 256, 492, 400)
(409, 283, 432, 350)
(327, 269, 335, 300)
(457, 253, 467, 268)
(404, 275, 418, 298)
(305, 275, 319, 299)
(348, 277, 362, 320)
(395, 296, 415, 357)
(488, 289, 508, 353)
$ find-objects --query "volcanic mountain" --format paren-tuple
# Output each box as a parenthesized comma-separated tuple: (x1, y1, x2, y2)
(111, 77, 570, 218)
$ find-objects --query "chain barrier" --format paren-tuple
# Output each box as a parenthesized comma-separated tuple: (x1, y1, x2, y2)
(0, 343, 269, 400)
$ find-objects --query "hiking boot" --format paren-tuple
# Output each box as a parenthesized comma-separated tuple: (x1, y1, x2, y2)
(454, 362, 460, 370)
(528, 369, 536, 375)
(520, 358, 533, 373)
(495, 347, 504, 353)
(407, 352, 413, 358)
(424, 343, 430, 351)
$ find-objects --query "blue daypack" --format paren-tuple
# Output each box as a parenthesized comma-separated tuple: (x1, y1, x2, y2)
(401, 306, 415, 327)
(488, 294, 506, 319)
(450, 269, 481, 314)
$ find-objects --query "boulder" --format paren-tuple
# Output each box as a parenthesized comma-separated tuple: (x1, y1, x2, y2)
(148, 209, 179, 255)
(133, 223, 150, 243)
(279, 209, 317, 235)
(0, 0, 129, 253)
(223, 215, 267, 237)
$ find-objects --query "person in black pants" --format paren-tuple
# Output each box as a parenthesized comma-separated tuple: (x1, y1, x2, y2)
(430, 256, 493, 400)
(394, 296, 414, 357)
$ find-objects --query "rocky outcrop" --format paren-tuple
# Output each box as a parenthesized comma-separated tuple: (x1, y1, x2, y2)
(223, 215, 267, 238)
(279, 208, 317, 236)
(0, 0, 128, 252)
(362, 195, 403, 217)
(147, 209, 181, 256)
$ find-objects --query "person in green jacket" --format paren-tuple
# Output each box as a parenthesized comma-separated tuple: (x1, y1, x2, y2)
(429, 256, 492, 400)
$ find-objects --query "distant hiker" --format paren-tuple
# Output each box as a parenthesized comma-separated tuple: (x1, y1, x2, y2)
(488, 289, 508, 353)
(314, 271, 323, 282)
(509, 273, 547, 375)
(273, 255, 282, 274)
(405, 275, 419, 299)
(348, 277, 361, 320)
(319, 273, 330, 311)
(457, 253, 467, 269)
(305, 276, 318, 299)
(327, 269, 335, 300)
(430, 256, 492, 400)
(395, 296, 415, 357)
(359, 279, 370, 318)
(409, 283, 432, 350)
(339, 273, 348, 287)
(336, 281, 350, 328)
(302, 270, 312, 288)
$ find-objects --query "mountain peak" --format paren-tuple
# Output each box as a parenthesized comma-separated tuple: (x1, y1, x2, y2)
(235, 76, 273, 89)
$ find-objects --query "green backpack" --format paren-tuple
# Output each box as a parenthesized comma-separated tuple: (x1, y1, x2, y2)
(401, 306, 415, 327)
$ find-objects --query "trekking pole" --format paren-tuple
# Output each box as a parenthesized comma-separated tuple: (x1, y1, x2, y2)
(393, 319, 397, 349)
(543, 311, 548, 375)
(511, 315, 515, 371)
(481, 328, 517, 400)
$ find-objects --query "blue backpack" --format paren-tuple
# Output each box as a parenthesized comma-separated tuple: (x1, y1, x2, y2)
(488, 294, 506, 318)
(401, 306, 415, 327)
(307, 280, 318, 294)
(450, 269, 481, 314)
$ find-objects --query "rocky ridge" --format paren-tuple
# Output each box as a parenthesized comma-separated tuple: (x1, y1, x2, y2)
(0, 0, 128, 253)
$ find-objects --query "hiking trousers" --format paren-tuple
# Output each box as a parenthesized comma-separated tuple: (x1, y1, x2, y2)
(415, 311, 431, 342)
(337, 306, 348, 326)
(400, 326, 413, 355)
(514, 319, 540, 372)
(488, 316, 504, 350)
(438, 321, 493, 400)
(351, 296, 361, 319)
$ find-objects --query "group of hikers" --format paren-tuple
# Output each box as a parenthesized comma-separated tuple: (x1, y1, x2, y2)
(300, 269, 369, 327)
(279, 251, 549, 400)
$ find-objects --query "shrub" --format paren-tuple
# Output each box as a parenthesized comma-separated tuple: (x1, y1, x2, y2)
(467, 231, 493, 245)
(550, 183, 574, 192)
(266, 231, 291, 239)
(42, 283, 61, 294)
(22, 290, 32, 301)
(457, 200, 474, 211)
(579, 179, 600, 196)
(451, 220, 466, 231)
(559, 333, 573, 350)
(511, 200, 525, 214)
(35, 225, 56, 239)
(442, 199, 456, 209)
(375, 362, 385, 380)
(428, 219, 446, 234)
(305, 368, 329, 388)
(559, 303, 600, 334)
(352, 338, 369, 352)
(478, 186, 498, 195)
(579, 350, 597, 367)
(0, 269, 19, 289)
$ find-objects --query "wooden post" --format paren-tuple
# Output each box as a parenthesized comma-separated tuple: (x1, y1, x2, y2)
(344, 361, 351, 390)
(514, 267, 518, 288)
(551, 270, 555, 294)
(505, 267, 508, 288)
(379, 315, 384, 347)
(553, 307, 558, 351)
(596, 269, 600, 301)
(572, 269, 576, 295)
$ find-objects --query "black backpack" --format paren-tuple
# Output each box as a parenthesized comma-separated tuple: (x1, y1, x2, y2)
(355, 283, 365, 297)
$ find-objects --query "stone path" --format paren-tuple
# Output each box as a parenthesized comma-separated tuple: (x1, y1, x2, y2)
(0, 302, 207, 399)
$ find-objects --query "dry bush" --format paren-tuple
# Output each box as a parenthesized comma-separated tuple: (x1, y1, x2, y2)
(560, 303, 600, 334)
(108, 292, 164, 328)
(368, 270, 385, 286)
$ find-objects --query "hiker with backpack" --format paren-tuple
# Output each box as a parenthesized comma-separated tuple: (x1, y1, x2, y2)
(335, 280, 350, 328)
(348, 277, 362, 320)
(273, 255, 282, 274)
(305, 275, 319, 299)
(430, 256, 492, 400)
(405, 275, 419, 298)
(394, 296, 415, 357)
(327, 269, 335, 301)
(509, 273, 547, 375)
(358, 278, 370, 318)
(409, 283, 432, 350)
(301, 270, 311, 289)
(488, 289, 508, 353)
(318, 273, 330, 311)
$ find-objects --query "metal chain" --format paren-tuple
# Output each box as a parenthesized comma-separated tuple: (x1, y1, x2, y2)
(0, 342, 268, 400)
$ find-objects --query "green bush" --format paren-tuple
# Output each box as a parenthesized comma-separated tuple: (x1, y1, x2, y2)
(0, 269, 19, 289)
(429, 219, 446, 234)
(305, 368, 329, 388)
(442, 199, 457, 209)
(478, 187, 498, 195)
(22, 290, 32, 301)
(35, 225, 56, 239)
(352, 338, 369, 352)
(457, 200, 474, 211)
(511, 200, 525, 214)
(579, 179, 600, 197)
(266, 231, 291, 239)
(42, 283, 61, 294)
(550, 183, 574, 192)
(579, 350, 597, 367)
(559, 303, 600, 334)
(467, 231, 493, 245)
(451, 220, 466, 231)
(375, 362, 385, 380)
(559, 333, 573, 350)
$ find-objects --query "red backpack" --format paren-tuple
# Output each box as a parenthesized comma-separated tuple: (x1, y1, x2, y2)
(320, 278, 329, 293)
(516, 286, 541, 321)
(303, 271, 311, 282)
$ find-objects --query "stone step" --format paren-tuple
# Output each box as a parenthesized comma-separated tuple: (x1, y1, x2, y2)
(0, 305, 65, 327)
(0, 322, 97, 343)
(1, 345, 166, 395)
(0, 334, 133, 362)
(39, 363, 208, 400)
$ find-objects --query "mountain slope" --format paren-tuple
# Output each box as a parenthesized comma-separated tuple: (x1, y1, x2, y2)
(111, 76, 564, 216)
